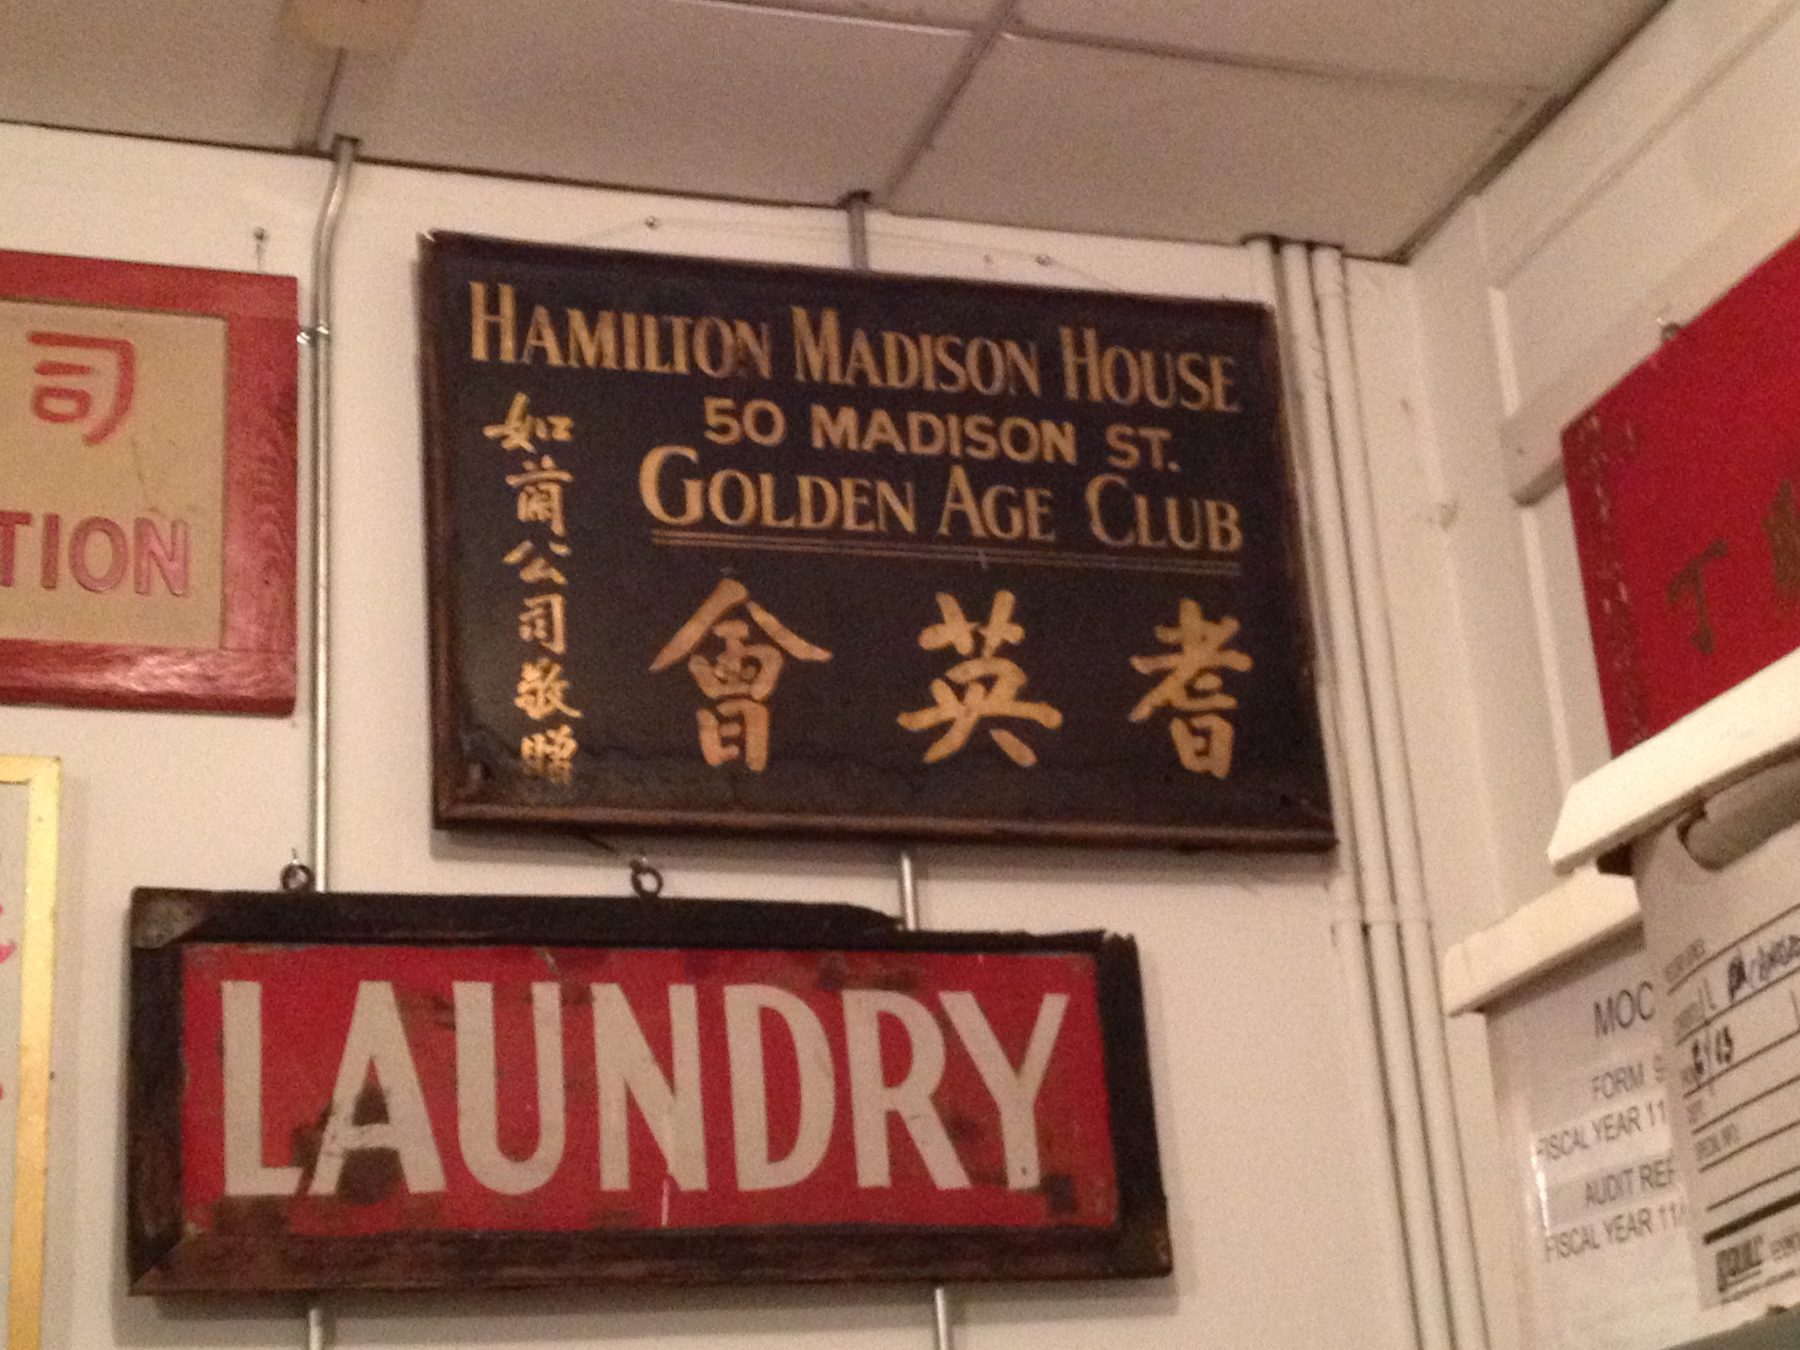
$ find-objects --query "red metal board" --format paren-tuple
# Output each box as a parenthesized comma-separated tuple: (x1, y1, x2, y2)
(1563, 235, 1800, 753)
(128, 890, 1169, 1293)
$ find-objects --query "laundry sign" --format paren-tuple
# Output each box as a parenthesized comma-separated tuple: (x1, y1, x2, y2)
(126, 889, 1168, 1292)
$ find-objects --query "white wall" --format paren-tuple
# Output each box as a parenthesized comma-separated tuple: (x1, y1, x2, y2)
(1398, 0, 1800, 1344)
(0, 124, 1412, 1350)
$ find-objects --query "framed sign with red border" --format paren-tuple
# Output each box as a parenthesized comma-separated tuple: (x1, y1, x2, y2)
(0, 250, 297, 715)
(127, 889, 1170, 1293)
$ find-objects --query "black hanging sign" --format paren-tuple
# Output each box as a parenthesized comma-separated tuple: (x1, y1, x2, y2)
(420, 233, 1330, 848)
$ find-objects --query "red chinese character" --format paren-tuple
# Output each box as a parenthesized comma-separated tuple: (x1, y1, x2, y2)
(28, 332, 136, 445)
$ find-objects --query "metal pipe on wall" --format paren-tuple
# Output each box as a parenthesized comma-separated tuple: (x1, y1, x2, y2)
(1311, 248, 1489, 1350)
(302, 133, 358, 1350)
(1276, 239, 1453, 1348)
(898, 849, 956, 1350)
(305, 134, 358, 890)
(848, 194, 955, 1350)
(1249, 239, 1422, 1350)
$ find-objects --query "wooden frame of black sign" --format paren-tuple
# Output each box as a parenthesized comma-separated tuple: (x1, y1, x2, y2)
(127, 888, 1171, 1294)
(420, 234, 1331, 850)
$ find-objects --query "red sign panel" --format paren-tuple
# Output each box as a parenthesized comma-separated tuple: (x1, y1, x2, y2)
(129, 891, 1168, 1293)
(0, 250, 297, 715)
(1563, 234, 1800, 753)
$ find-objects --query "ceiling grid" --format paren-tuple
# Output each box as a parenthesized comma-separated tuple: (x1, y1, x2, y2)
(0, 0, 1668, 258)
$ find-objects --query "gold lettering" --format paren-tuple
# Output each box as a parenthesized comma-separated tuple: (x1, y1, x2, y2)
(757, 473, 796, 529)
(844, 328, 885, 387)
(733, 320, 773, 379)
(470, 282, 517, 363)
(875, 479, 918, 535)
(1139, 351, 1176, 409)
(1102, 346, 1141, 405)
(798, 475, 840, 529)
(1105, 424, 1141, 470)
(883, 332, 921, 390)
(520, 305, 566, 366)
(1004, 340, 1041, 397)
(841, 478, 878, 533)
(962, 413, 996, 460)
(792, 307, 844, 384)
(811, 403, 861, 451)
(1177, 352, 1211, 410)
(937, 464, 986, 539)
(1084, 473, 1134, 547)
(639, 445, 704, 526)
(932, 335, 968, 395)
(1211, 356, 1240, 413)
(667, 316, 693, 375)
(981, 483, 1025, 540)
(621, 312, 641, 371)
(1133, 494, 1168, 549)
(966, 338, 1005, 396)
(1060, 326, 1102, 403)
(642, 315, 674, 374)
(1167, 499, 1205, 551)
(1206, 500, 1243, 552)
(693, 317, 733, 377)
(907, 411, 946, 457)
(999, 416, 1039, 464)
(863, 408, 905, 455)
(566, 309, 618, 369)
(707, 469, 758, 527)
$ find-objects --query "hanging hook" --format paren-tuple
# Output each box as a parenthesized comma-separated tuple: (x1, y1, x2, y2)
(280, 851, 316, 893)
(629, 856, 666, 900)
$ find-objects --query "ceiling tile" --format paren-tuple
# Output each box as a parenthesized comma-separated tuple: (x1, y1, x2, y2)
(890, 35, 1531, 257)
(0, 0, 328, 147)
(1017, 0, 1663, 92)
(719, 0, 992, 27)
(335, 0, 969, 204)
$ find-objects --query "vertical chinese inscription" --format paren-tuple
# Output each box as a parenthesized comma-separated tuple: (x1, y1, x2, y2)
(488, 393, 582, 785)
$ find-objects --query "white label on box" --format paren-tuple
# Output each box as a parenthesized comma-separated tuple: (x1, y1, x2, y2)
(1637, 808, 1800, 1309)
(1488, 932, 1714, 1348)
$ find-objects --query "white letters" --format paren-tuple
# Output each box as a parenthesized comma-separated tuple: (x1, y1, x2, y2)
(724, 984, 836, 1191)
(454, 982, 567, 1195)
(221, 981, 302, 1196)
(243, 975, 1066, 1206)
(311, 981, 447, 1196)
(593, 984, 708, 1191)
(941, 992, 1066, 1188)
(842, 990, 969, 1189)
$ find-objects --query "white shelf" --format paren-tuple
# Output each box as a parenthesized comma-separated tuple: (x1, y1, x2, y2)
(1443, 647, 1800, 1016)
(1440, 868, 1640, 1015)
(1549, 647, 1800, 874)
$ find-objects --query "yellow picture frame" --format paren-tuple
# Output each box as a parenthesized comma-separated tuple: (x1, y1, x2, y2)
(0, 759, 56, 1350)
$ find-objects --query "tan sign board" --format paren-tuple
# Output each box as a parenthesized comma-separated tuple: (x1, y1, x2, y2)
(0, 251, 296, 714)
